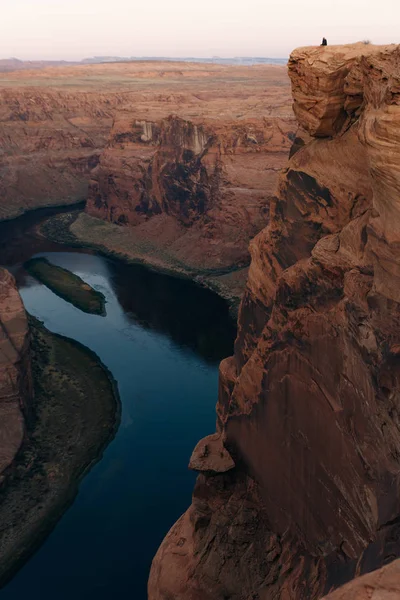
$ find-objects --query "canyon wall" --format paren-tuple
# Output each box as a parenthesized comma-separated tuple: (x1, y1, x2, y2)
(86, 110, 294, 274)
(0, 268, 31, 479)
(148, 43, 400, 599)
(0, 88, 117, 220)
(1, 62, 294, 299)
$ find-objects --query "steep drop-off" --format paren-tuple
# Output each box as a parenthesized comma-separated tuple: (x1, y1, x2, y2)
(0, 268, 31, 477)
(149, 43, 400, 600)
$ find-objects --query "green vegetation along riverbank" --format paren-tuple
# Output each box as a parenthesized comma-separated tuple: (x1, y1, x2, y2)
(0, 316, 119, 587)
(25, 257, 106, 315)
(39, 210, 247, 315)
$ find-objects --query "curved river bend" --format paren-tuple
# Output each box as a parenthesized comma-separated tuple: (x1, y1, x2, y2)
(0, 209, 236, 600)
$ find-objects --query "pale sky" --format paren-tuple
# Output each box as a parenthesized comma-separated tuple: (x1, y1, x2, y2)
(1, 0, 398, 60)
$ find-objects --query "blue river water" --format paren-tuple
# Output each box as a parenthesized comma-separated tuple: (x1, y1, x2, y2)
(0, 213, 235, 600)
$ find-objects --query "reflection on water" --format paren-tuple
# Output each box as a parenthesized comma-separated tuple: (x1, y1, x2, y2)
(109, 261, 235, 362)
(0, 210, 236, 600)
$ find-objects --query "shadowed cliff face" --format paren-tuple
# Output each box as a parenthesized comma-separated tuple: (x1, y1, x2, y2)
(0, 268, 31, 478)
(86, 112, 295, 272)
(87, 117, 214, 227)
(148, 43, 400, 600)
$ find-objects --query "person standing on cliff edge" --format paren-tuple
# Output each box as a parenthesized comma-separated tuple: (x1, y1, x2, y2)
(321, 37, 327, 46)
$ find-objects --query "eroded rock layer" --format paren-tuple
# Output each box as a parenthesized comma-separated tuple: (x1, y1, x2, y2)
(86, 110, 294, 273)
(0, 88, 116, 219)
(1, 62, 294, 300)
(0, 62, 293, 271)
(0, 268, 31, 477)
(149, 44, 400, 600)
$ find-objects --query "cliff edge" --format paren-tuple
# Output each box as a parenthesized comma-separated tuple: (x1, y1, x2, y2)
(148, 43, 400, 600)
(0, 268, 31, 478)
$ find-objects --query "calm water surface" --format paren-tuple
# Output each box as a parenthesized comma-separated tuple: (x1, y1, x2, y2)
(0, 210, 236, 600)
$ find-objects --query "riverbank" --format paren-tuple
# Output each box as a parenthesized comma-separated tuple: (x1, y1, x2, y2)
(0, 316, 120, 588)
(39, 211, 247, 315)
(0, 197, 87, 224)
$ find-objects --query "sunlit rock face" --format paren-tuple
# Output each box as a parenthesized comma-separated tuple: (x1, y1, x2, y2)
(288, 43, 393, 137)
(148, 43, 400, 600)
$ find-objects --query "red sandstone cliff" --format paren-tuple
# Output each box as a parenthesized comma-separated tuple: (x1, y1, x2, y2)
(148, 43, 400, 600)
(0, 268, 31, 479)
(0, 88, 117, 219)
(86, 110, 294, 273)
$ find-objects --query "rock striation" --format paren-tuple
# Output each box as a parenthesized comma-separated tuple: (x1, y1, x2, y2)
(86, 111, 294, 274)
(0, 268, 31, 478)
(0, 88, 116, 220)
(148, 43, 400, 600)
(0, 62, 294, 301)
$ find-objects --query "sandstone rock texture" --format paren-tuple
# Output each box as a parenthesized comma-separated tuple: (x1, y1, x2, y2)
(149, 43, 400, 600)
(0, 87, 115, 220)
(0, 268, 31, 477)
(86, 92, 295, 274)
(189, 433, 235, 474)
(0, 62, 294, 301)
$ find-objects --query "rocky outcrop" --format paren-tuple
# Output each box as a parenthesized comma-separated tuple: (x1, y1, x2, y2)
(86, 112, 295, 273)
(288, 43, 393, 137)
(149, 43, 400, 599)
(0, 268, 31, 478)
(188, 433, 235, 473)
(0, 88, 117, 220)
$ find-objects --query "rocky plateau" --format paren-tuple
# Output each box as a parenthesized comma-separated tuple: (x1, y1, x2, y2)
(0, 60, 294, 303)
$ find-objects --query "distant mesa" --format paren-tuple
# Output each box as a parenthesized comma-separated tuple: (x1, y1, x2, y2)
(0, 57, 76, 72)
(0, 55, 288, 72)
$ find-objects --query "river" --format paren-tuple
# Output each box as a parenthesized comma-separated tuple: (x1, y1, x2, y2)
(0, 208, 236, 600)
